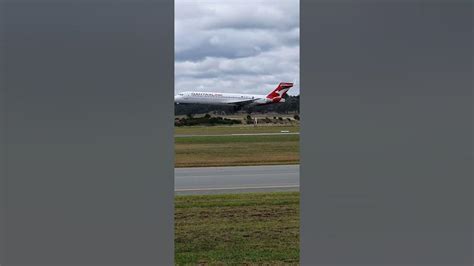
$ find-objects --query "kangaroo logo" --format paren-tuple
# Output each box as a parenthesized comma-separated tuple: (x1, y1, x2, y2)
(266, 82, 293, 99)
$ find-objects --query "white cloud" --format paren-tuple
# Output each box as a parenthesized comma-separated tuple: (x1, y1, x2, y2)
(175, 0, 300, 95)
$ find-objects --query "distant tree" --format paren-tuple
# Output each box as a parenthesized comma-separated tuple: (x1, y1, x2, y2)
(245, 114, 253, 124)
(175, 95, 300, 116)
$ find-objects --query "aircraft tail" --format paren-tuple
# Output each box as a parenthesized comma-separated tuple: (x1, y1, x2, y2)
(266, 82, 293, 99)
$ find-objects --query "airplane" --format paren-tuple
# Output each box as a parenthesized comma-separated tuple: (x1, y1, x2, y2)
(174, 82, 293, 108)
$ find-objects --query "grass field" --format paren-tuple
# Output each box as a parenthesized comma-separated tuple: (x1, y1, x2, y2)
(175, 125, 299, 167)
(175, 192, 300, 265)
(175, 134, 299, 167)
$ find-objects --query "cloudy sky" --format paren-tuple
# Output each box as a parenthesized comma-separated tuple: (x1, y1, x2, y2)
(175, 0, 299, 96)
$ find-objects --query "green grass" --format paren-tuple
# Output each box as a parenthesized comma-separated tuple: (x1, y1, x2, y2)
(176, 134, 299, 144)
(175, 134, 299, 167)
(175, 124, 300, 136)
(175, 192, 300, 265)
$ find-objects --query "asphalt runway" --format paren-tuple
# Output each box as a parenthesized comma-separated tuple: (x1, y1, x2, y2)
(175, 164, 299, 195)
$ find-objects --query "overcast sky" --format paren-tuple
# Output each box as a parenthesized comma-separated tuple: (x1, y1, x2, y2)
(175, 0, 299, 95)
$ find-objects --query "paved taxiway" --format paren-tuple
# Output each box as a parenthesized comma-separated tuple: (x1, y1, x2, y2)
(175, 164, 299, 195)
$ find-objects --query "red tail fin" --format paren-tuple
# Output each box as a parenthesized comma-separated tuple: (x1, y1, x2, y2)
(266, 82, 293, 99)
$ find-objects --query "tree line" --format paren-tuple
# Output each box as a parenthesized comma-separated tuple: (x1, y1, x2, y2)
(175, 95, 300, 115)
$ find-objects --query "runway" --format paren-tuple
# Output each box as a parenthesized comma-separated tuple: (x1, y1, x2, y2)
(175, 164, 299, 195)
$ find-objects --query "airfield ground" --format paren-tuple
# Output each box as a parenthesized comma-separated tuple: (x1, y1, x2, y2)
(175, 192, 300, 265)
(175, 124, 299, 135)
(175, 125, 300, 167)
(174, 123, 300, 264)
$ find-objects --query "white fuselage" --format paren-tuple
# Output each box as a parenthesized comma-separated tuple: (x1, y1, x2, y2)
(174, 91, 272, 106)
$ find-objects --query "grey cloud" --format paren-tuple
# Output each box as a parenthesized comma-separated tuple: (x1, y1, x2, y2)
(176, 28, 298, 61)
(175, 0, 299, 95)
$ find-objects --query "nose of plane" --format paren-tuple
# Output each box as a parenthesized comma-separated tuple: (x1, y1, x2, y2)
(174, 94, 182, 102)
